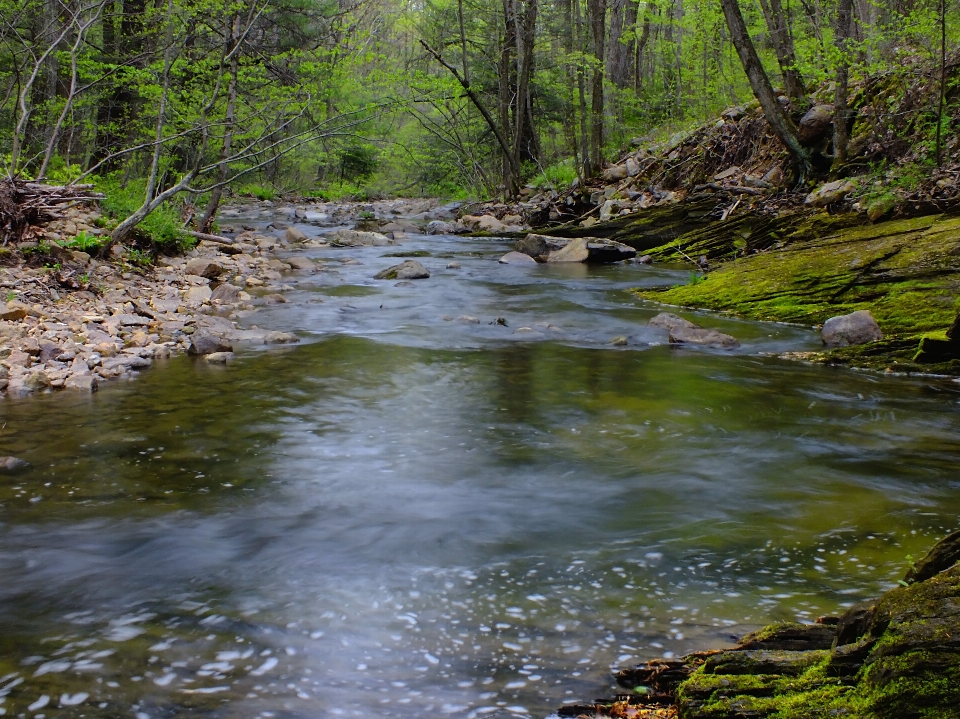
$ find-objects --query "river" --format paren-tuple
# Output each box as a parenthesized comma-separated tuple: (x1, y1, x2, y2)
(1, 223, 959, 719)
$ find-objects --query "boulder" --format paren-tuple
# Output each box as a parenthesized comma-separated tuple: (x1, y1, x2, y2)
(647, 312, 700, 330)
(0, 307, 27, 321)
(287, 256, 315, 271)
(762, 166, 785, 187)
(821, 310, 882, 347)
(188, 330, 234, 356)
(867, 195, 896, 222)
(210, 283, 241, 304)
(184, 258, 223, 278)
(798, 104, 834, 144)
(602, 164, 628, 182)
(547, 237, 637, 264)
(499, 251, 537, 265)
(476, 215, 506, 233)
(374, 260, 430, 280)
(183, 285, 212, 305)
(669, 326, 740, 348)
(330, 229, 392, 247)
(285, 226, 308, 242)
(426, 220, 460, 235)
(64, 374, 98, 392)
(625, 157, 640, 177)
(263, 331, 299, 344)
(805, 179, 857, 207)
(515, 234, 549, 259)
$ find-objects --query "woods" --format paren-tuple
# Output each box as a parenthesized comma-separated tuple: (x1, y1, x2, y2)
(1, 0, 958, 239)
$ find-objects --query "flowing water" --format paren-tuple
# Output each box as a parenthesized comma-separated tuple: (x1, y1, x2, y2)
(2, 225, 960, 719)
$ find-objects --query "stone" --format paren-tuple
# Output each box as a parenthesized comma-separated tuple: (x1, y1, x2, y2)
(446, 262, 461, 269)
(904, 529, 960, 584)
(547, 237, 636, 264)
(0, 456, 28, 471)
(263, 331, 299, 344)
(204, 351, 235, 363)
(374, 260, 430, 280)
(184, 285, 213, 305)
(821, 310, 883, 347)
(330, 229, 392, 246)
(669, 326, 740, 348)
(637, 254, 652, 264)
(515, 234, 549, 259)
(38, 341, 60, 363)
(285, 227, 308, 242)
(625, 157, 640, 176)
(476, 215, 506, 233)
(426, 220, 459, 235)
(602, 164, 628, 181)
(151, 297, 181, 313)
(805, 179, 857, 207)
(762, 166, 785, 186)
(64, 374, 98, 392)
(502, 214, 523, 226)
(610, 336, 628, 346)
(0, 308, 27, 321)
(210, 283, 241, 303)
(264, 294, 287, 304)
(499, 251, 537, 265)
(24, 370, 52, 390)
(118, 314, 151, 327)
(867, 195, 896, 222)
(188, 331, 233, 356)
(287, 256, 315, 271)
(714, 166, 741, 180)
(798, 103, 835, 144)
(184, 258, 224, 278)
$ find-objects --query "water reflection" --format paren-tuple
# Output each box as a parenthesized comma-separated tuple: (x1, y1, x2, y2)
(1, 231, 959, 718)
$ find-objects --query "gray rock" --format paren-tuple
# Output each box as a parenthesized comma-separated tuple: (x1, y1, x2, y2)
(821, 310, 883, 347)
(204, 351, 235, 363)
(426, 220, 460, 235)
(64, 374, 98, 392)
(184, 258, 224, 278)
(798, 104, 834, 144)
(515, 234, 549, 259)
(374, 260, 430, 280)
(649, 312, 700, 332)
(0, 456, 28, 471)
(285, 227, 308, 242)
(499, 251, 537, 265)
(118, 314, 151, 327)
(668, 326, 740, 348)
(547, 238, 637, 263)
(188, 330, 234, 356)
(287, 256, 315, 271)
(330, 229, 392, 247)
(263, 331, 299, 344)
(446, 262, 461, 269)
(602, 164, 628, 181)
(210, 283, 241, 303)
(637, 255, 652, 264)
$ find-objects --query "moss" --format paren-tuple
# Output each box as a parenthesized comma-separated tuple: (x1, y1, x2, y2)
(635, 212, 960, 374)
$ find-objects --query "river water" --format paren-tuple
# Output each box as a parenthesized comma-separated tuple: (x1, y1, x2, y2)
(2, 226, 960, 719)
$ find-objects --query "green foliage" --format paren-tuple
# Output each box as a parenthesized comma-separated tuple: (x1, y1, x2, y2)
(532, 159, 577, 190)
(59, 230, 103, 252)
(96, 176, 189, 251)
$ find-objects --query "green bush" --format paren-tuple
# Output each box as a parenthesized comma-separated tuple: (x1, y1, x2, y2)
(95, 175, 190, 253)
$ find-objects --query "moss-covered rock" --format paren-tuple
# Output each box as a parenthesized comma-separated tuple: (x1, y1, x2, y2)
(633, 212, 960, 374)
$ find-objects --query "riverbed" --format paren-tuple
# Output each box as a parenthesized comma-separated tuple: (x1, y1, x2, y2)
(1, 226, 959, 719)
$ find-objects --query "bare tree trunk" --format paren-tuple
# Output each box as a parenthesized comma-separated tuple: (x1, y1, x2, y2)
(498, 0, 518, 195)
(634, 8, 651, 93)
(757, 0, 806, 98)
(935, 0, 946, 167)
(573, 0, 591, 178)
(512, 0, 538, 169)
(720, 0, 811, 181)
(587, 0, 605, 176)
(607, 0, 637, 88)
(832, 0, 853, 165)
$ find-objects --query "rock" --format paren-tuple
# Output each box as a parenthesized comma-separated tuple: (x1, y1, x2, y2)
(821, 310, 882, 347)
(904, 529, 960, 584)
(476, 215, 506, 233)
(599, 200, 617, 222)
(210, 283, 241, 303)
(64, 374, 98, 392)
(287, 256, 315, 271)
(118, 314, 151, 327)
(38, 341, 59, 363)
(0, 456, 28, 471)
(637, 254, 652, 264)
(455, 315, 480, 324)
(24, 370, 52, 390)
(0, 307, 27, 321)
(798, 103, 835, 144)
(184, 258, 223, 278)
(426, 220, 459, 235)
(625, 157, 640, 176)
(184, 285, 212, 305)
(499, 251, 537, 265)
(204, 351, 235, 363)
(515, 234, 549, 259)
(610, 336, 628, 346)
(714, 166, 741, 181)
(264, 294, 287, 304)
(805, 179, 857, 207)
(188, 331, 233, 356)
(263, 331, 299, 344)
(547, 238, 637, 264)
(737, 623, 837, 651)
(502, 214, 523, 225)
(866, 195, 896, 222)
(602, 164, 628, 182)
(374, 260, 430, 280)
(762, 166, 785, 187)
(330, 229, 392, 247)
(151, 297, 181, 313)
(285, 227, 307, 242)
(669, 326, 740, 348)
(446, 262, 461, 269)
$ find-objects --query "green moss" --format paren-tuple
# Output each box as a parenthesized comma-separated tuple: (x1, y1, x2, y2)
(635, 212, 960, 374)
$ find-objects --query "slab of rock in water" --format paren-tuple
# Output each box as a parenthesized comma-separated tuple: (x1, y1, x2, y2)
(330, 229, 393, 247)
(547, 237, 637, 263)
(821, 309, 883, 347)
(499, 251, 537, 265)
(648, 312, 699, 332)
(668, 326, 740, 348)
(188, 331, 234, 356)
(374, 260, 430, 280)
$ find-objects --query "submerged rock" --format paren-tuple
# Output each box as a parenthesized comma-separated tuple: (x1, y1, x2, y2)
(821, 309, 883, 347)
(499, 251, 537, 265)
(374, 260, 430, 280)
(547, 237, 636, 263)
(0, 456, 28, 471)
(648, 312, 698, 332)
(668, 325, 740, 348)
(330, 229, 393, 247)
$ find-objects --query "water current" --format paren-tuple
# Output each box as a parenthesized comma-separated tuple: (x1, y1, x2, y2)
(2, 219, 960, 719)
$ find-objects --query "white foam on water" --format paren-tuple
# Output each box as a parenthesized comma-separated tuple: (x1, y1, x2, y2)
(249, 657, 278, 676)
(27, 695, 50, 711)
(60, 692, 88, 706)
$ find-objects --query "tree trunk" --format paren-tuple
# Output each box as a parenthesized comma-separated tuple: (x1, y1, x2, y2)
(832, 0, 853, 165)
(719, 0, 811, 181)
(512, 0, 539, 168)
(757, 0, 806, 99)
(587, 0, 605, 176)
(607, 0, 637, 88)
(573, 0, 591, 178)
(498, 0, 518, 195)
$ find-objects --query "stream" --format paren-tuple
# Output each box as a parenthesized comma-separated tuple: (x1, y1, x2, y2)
(2, 219, 960, 719)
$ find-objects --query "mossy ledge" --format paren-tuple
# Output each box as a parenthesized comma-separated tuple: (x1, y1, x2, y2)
(558, 531, 960, 719)
(623, 209, 960, 374)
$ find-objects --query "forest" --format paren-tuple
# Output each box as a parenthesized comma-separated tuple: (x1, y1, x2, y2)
(1, 0, 956, 244)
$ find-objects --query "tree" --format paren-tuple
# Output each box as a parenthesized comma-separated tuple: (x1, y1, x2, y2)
(832, 0, 854, 165)
(719, 0, 811, 181)
(757, 0, 806, 99)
